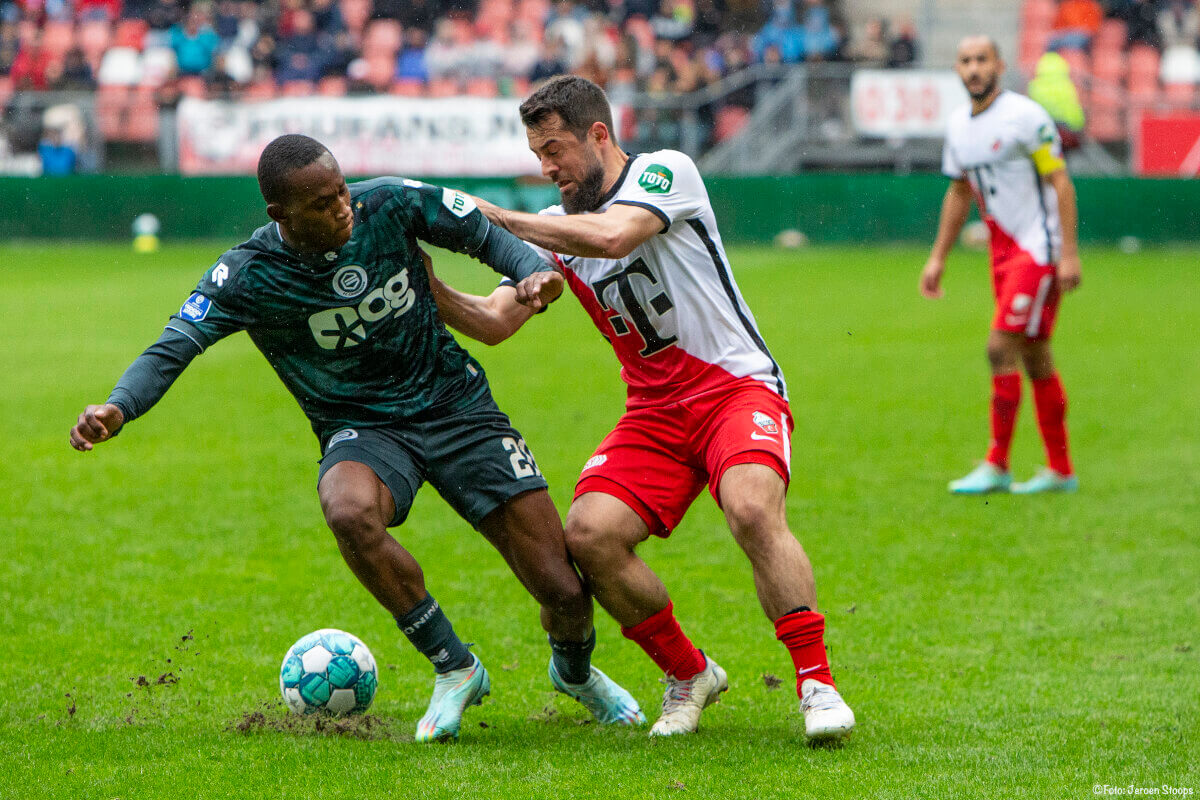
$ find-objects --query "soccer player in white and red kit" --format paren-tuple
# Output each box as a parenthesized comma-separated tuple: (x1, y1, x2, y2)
(426, 76, 854, 741)
(921, 37, 1082, 495)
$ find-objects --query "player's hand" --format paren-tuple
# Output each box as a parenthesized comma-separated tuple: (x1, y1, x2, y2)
(920, 258, 945, 299)
(1057, 253, 1082, 293)
(69, 404, 125, 452)
(471, 195, 509, 230)
(514, 270, 563, 311)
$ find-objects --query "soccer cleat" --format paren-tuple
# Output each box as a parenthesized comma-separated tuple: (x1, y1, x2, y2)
(800, 678, 855, 742)
(649, 654, 728, 737)
(415, 653, 490, 743)
(948, 462, 1012, 494)
(1011, 467, 1079, 494)
(549, 658, 646, 725)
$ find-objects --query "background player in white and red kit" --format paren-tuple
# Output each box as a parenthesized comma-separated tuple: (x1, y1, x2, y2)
(427, 75, 855, 741)
(921, 36, 1082, 495)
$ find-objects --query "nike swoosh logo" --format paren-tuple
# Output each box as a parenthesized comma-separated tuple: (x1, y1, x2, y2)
(796, 665, 823, 676)
(750, 432, 777, 441)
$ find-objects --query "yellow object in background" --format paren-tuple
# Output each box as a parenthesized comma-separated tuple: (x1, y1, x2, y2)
(1028, 52, 1086, 132)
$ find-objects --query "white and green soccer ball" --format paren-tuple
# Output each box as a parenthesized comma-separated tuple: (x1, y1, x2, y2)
(279, 629, 378, 716)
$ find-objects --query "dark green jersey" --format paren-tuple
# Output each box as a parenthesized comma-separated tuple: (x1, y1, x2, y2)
(109, 178, 549, 441)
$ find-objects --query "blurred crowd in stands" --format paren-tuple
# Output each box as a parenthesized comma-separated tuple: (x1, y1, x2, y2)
(0, 0, 920, 99)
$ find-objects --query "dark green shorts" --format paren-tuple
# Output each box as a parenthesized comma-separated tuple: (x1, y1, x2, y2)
(316, 391, 548, 528)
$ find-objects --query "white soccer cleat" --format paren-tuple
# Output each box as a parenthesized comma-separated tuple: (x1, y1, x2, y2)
(649, 654, 728, 737)
(800, 678, 855, 742)
(415, 653, 490, 743)
(549, 658, 646, 725)
(948, 462, 1012, 494)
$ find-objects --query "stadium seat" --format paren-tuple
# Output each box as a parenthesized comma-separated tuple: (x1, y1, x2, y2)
(178, 75, 208, 99)
(1164, 82, 1196, 107)
(114, 18, 148, 50)
(42, 20, 76, 60)
(78, 19, 112, 70)
(1058, 48, 1090, 82)
(465, 77, 498, 97)
(714, 105, 750, 142)
(318, 76, 348, 96)
(1095, 19, 1127, 50)
(1129, 45, 1161, 81)
(121, 95, 159, 142)
(1088, 82, 1123, 113)
(1022, 0, 1056, 27)
(244, 79, 277, 100)
(0, 75, 13, 107)
(281, 80, 316, 97)
(1087, 109, 1124, 142)
(391, 79, 425, 96)
(94, 85, 129, 139)
(1091, 43, 1125, 82)
(363, 53, 396, 90)
(1128, 78, 1160, 105)
(427, 77, 459, 97)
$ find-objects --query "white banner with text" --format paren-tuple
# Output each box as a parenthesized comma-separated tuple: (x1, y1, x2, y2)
(850, 70, 969, 138)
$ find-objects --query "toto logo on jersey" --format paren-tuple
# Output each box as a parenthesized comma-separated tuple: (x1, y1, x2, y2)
(332, 265, 369, 298)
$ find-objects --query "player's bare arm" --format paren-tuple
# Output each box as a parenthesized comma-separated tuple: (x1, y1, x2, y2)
(1046, 168, 1081, 292)
(475, 196, 663, 260)
(921, 178, 973, 298)
(69, 403, 125, 451)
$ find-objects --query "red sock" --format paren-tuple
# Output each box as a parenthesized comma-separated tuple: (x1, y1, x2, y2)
(774, 609, 835, 695)
(621, 602, 706, 680)
(986, 372, 1022, 471)
(1032, 372, 1073, 475)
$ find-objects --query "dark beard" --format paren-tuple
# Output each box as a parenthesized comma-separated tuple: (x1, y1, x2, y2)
(561, 160, 608, 215)
(969, 76, 998, 102)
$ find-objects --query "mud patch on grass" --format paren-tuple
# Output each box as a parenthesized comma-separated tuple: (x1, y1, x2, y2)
(229, 702, 396, 741)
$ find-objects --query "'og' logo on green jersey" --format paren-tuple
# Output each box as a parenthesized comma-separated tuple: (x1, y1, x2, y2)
(308, 268, 416, 350)
(638, 165, 674, 194)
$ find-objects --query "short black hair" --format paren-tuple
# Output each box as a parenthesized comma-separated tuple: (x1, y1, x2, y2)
(257, 134, 330, 204)
(519, 75, 615, 143)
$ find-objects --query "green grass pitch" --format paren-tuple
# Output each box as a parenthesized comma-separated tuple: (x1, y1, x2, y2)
(2, 241, 1197, 799)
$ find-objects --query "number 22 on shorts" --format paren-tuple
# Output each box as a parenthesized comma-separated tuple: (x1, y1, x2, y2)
(502, 437, 542, 479)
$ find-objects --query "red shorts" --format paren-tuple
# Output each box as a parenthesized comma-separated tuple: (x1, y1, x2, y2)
(991, 251, 1060, 340)
(574, 378, 792, 537)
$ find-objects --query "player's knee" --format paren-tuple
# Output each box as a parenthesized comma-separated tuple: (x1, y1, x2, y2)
(564, 515, 620, 573)
(323, 494, 386, 549)
(723, 495, 784, 547)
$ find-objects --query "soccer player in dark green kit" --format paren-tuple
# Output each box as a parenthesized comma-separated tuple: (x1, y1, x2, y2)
(69, 134, 644, 741)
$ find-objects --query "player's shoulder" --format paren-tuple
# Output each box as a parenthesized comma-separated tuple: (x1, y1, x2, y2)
(349, 176, 421, 212)
(630, 149, 702, 183)
(946, 102, 972, 133)
(199, 224, 278, 295)
(999, 91, 1052, 124)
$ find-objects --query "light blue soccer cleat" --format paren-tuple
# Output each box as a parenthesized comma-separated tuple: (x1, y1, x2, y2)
(549, 658, 646, 725)
(1011, 467, 1079, 494)
(948, 462, 1012, 494)
(415, 653, 490, 742)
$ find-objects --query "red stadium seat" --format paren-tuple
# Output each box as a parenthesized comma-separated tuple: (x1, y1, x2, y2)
(1022, 0, 1056, 27)
(178, 75, 208, 98)
(363, 53, 396, 89)
(1058, 48, 1090, 81)
(114, 18, 148, 49)
(1128, 78, 1160, 105)
(427, 77, 459, 97)
(391, 79, 424, 96)
(318, 76, 347, 96)
(0, 75, 11, 107)
(1086, 110, 1124, 142)
(78, 19, 112, 70)
(1091, 46, 1125, 82)
(244, 79, 277, 100)
(281, 80, 316, 97)
(1088, 82, 1123, 112)
(42, 20, 76, 59)
(465, 77, 498, 97)
(95, 85, 129, 139)
(1095, 19, 1127, 49)
(1164, 82, 1196, 107)
(714, 105, 749, 142)
(121, 95, 159, 142)
(1129, 45, 1160, 81)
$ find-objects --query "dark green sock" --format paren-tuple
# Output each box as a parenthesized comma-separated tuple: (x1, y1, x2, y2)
(395, 594, 471, 673)
(549, 629, 596, 685)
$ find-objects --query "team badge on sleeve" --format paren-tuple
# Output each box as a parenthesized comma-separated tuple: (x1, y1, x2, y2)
(441, 188, 477, 217)
(180, 292, 211, 322)
(638, 165, 674, 194)
(752, 411, 779, 435)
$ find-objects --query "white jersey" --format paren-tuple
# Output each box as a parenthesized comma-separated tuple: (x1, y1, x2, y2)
(531, 150, 785, 408)
(942, 91, 1065, 267)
